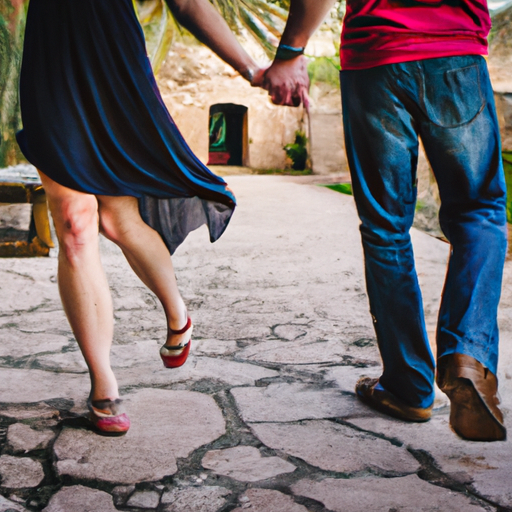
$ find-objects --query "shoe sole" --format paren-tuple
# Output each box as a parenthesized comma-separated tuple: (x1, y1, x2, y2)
(161, 341, 191, 368)
(88, 412, 130, 437)
(444, 377, 506, 442)
(356, 383, 432, 423)
(91, 426, 129, 437)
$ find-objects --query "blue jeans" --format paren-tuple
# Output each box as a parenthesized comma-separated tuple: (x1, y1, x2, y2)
(341, 55, 507, 408)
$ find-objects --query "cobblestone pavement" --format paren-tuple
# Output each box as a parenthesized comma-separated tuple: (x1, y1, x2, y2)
(1, 175, 511, 512)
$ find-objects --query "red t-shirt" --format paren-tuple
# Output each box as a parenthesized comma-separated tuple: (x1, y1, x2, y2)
(340, 0, 491, 70)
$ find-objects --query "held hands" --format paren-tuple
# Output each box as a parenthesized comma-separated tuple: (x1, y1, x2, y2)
(241, 57, 310, 108)
(249, 67, 268, 88)
(259, 56, 310, 108)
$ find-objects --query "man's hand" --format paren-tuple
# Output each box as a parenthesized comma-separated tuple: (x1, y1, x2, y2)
(258, 0, 335, 107)
(262, 56, 310, 108)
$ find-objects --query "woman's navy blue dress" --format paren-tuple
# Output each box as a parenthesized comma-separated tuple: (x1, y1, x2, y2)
(16, 0, 236, 254)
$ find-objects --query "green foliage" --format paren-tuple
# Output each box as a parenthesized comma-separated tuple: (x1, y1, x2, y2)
(415, 199, 425, 211)
(322, 183, 352, 195)
(0, 0, 28, 167)
(210, 0, 288, 57)
(135, 0, 177, 73)
(266, 0, 289, 7)
(503, 152, 512, 223)
(284, 130, 308, 171)
(488, 5, 512, 51)
(307, 55, 340, 88)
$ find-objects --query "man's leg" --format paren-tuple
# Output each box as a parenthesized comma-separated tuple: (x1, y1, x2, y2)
(341, 63, 435, 412)
(419, 55, 507, 440)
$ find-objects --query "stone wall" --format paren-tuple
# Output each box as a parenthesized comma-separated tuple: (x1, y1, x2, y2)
(496, 93, 512, 151)
(157, 43, 304, 170)
(157, 40, 352, 173)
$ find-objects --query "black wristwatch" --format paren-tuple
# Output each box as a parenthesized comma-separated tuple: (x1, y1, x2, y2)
(275, 44, 305, 61)
(241, 67, 255, 84)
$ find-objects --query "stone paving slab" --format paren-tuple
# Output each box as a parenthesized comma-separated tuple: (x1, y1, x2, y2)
(6, 424, 54, 454)
(161, 486, 232, 512)
(0, 368, 88, 404)
(42, 486, 118, 512)
(292, 475, 495, 512)
(0, 456, 44, 490)
(347, 414, 512, 508)
(0, 494, 28, 512)
(0, 330, 69, 359)
(250, 420, 420, 475)
(232, 488, 308, 512)
(201, 446, 296, 482)
(0, 175, 510, 511)
(231, 383, 368, 423)
(235, 337, 380, 365)
(126, 490, 161, 509)
(0, 404, 59, 421)
(53, 389, 225, 484)
(115, 356, 279, 388)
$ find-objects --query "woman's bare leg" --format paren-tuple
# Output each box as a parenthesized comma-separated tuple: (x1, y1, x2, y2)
(97, 195, 191, 347)
(38, 171, 119, 402)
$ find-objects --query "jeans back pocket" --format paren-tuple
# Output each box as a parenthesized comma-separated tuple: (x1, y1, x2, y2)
(420, 62, 484, 128)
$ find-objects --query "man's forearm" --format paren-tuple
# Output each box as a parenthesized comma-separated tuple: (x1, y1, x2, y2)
(279, 0, 337, 49)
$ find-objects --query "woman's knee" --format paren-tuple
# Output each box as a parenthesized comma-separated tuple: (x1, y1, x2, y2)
(53, 197, 99, 261)
(36, 170, 99, 262)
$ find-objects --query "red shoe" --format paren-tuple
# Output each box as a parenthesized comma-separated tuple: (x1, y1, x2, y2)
(87, 397, 130, 437)
(160, 316, 193, 368)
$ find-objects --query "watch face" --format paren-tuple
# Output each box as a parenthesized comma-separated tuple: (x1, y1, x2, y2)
(246, 68, 254, 83)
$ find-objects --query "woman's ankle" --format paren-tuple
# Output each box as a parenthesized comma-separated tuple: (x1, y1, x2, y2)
(90, 370, 119, 401)
(167, 305, 189, 332)
(165, 316, 193, 348)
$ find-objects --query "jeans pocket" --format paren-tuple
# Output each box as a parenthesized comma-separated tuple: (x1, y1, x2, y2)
(420, 63, 484, 128)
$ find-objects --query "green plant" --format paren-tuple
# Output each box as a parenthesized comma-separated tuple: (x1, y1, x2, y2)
(322, 182, 352, 195)
(0, 0, 29, 167)
(503, 151, 512, 223)
(284, 130, 308, 170)
(134, 0, 177, 73)
(307, 55, 340, 88)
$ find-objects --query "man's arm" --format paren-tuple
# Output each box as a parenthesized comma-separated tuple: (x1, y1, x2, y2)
(264, 0, 337, 106)
(165, 0, 264, 85)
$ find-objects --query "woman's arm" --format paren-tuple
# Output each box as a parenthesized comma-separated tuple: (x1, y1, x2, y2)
(164, 0, 264, 85)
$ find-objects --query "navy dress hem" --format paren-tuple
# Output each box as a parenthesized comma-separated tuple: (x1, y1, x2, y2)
(17, 0, 236, 254)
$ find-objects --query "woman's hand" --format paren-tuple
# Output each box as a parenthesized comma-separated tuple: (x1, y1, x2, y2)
(262, 56, 310, 108)
(249, 67, 268, 88)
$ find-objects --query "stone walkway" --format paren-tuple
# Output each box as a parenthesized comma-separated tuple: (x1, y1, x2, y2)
(1, 175, 511, 512)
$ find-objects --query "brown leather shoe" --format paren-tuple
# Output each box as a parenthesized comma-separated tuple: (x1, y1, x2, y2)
(437, 354, 506, 442)
(355, 377, 433, 422)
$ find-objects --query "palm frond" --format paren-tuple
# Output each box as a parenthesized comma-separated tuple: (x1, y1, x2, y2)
(135, 0, 285, 63)
(241, 0, 289, 22)
(238, 8, 279, 56)
(135, 0, 342, 66)
(134, 0, 177, 71)
(210, 0, 241, 30)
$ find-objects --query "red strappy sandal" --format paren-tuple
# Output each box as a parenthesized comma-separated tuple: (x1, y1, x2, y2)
(160, 316, 193, 368)
(87, 397, 130, 436)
